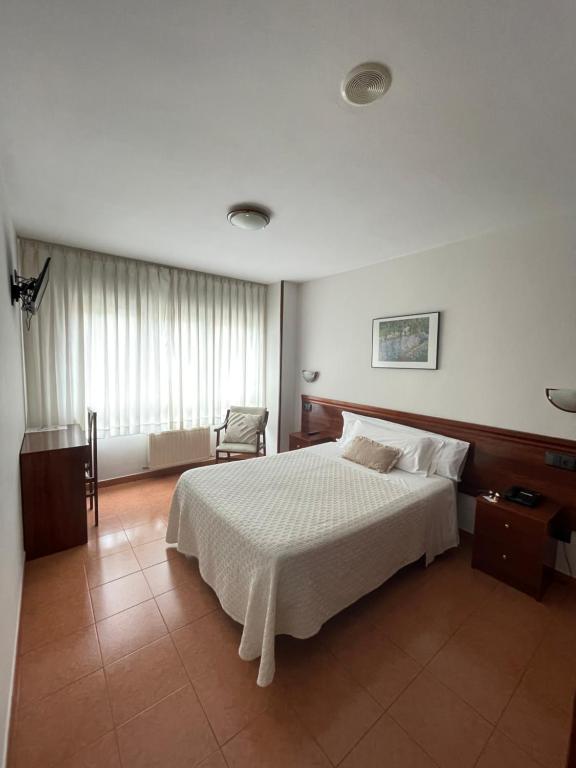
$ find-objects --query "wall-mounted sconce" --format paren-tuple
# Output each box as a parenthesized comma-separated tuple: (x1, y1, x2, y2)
(546, 388, 576, 413)
(302, 370, 319, 383)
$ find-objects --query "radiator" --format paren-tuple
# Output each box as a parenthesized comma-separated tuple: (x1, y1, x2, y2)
(148, 427, 211, 470)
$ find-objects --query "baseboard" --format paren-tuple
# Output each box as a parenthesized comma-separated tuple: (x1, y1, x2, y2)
(98, 458, 216, 487)
(2, 548, 24, 768)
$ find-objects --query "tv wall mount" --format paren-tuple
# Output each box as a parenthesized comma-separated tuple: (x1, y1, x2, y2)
(11, 271, 39, 314)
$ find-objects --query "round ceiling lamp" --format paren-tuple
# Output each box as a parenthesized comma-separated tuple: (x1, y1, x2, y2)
(227, 208, 270, 231)
(341, 62, 392, 106)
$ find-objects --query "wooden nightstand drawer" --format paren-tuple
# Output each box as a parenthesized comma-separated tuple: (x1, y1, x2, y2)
(474, 500, 544, 554)
(288, 432, 335, 451)
(472, 496, 560, 600)
(472, 533, 541, 590)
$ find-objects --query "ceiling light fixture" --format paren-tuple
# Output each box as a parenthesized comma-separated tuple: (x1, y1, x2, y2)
(227, 208, 270, 231)
(341, 62, 392, 106)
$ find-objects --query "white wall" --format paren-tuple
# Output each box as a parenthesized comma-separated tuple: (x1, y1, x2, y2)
(265, 283, 282, 454)
(0, 179, 25, 765)
(295, 213, 576, 575)
(279, 282, 299, 452)
(296, 214, 576, 439)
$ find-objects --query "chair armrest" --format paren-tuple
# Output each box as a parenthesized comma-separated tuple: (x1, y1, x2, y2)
(213, 424, 226, 434)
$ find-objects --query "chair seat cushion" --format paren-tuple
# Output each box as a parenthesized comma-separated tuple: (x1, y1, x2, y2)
(218, 442, 259, 454)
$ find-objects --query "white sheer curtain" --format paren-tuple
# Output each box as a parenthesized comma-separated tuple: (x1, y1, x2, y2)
(21, 239, 266, 436)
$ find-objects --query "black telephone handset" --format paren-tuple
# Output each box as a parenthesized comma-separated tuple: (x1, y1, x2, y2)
(504, 486, 542, 508)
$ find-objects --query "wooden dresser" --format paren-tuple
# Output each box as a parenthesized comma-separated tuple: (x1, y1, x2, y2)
(20, 425, 90, 560)
(288, 431, 335, 451)
(472, 495, 560, 600)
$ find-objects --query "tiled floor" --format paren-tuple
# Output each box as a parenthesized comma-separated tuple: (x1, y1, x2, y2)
(8, 476, 576, 768)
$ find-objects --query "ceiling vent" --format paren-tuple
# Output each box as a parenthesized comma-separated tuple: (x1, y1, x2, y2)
(341, 62, 392, 106)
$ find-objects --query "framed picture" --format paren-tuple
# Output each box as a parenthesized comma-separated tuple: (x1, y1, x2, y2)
(372, 312, 439, 369)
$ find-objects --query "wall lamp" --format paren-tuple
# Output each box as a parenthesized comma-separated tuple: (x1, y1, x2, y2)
(546, 388, 576, 413)
(302, 370, 319, 383)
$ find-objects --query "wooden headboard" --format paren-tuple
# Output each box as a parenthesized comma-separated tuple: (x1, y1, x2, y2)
(301, 395, 576, 527)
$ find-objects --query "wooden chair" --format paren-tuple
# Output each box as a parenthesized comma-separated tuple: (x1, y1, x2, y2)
(86, 409, 99, 526)
(214, 406, 268, 463)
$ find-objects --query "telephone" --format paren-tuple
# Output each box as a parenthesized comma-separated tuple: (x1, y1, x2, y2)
(504, 486, 542, 508)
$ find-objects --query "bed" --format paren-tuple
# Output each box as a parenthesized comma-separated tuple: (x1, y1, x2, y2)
(166, 440, 459, 686)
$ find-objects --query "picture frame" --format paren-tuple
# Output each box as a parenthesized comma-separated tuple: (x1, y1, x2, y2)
(371, 312, 439, 369)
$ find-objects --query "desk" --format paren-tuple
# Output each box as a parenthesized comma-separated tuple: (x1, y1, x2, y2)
(20, 425, 90, 560)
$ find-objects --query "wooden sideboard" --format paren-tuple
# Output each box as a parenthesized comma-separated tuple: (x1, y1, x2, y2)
(20, 425, 90, 560)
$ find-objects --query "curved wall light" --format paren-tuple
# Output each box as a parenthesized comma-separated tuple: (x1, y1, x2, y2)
(546, 388, 576, 413)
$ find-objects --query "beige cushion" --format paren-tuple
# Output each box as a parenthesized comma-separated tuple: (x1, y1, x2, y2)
(218, 442, 259, 454)
(342, 436, 402, 473)
(225, 412, 260, 445)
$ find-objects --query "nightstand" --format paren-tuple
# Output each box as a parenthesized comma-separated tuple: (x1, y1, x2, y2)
(471, 495, 560, 600)
(288, 431, 335, 451)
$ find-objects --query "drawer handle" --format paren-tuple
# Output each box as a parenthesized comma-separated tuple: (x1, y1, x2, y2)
(502, 554, 508, 560)
(504, 523, 510, 529)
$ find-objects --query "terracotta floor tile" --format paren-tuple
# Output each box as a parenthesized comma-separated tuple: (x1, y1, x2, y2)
(374, 570, 494, 665)
(96, 598, 168, 664)
(132, 539, 179, 569)
(90, 572, 152, 621)
(124, 519, 167, 546)
(120, 508, 168, 530)
(389, 672, 492, 768)
(105, 635, 188, 724)
(87, 515, 124, 538)
(427, 614, 530, 723)
(84, 531, 132, 560)
(24, 548, 86, 582)
(196, 752, 228, 768)
(13, 670, 113, 768)
(18, 625, 102, 707)
(518, 624, 576, 714)
(85, 549, 141, 588)
(340, 713, 437, 768)
(155, 579, 219, 631)
(22, 567, 89, 612)
(172, 610, 281, 744)
(322, 612, 421, 709)
(55, 731, 121, 768)
(476, 730, 543, 768)
(474, 583, 552, 645)
(19, 590, 94, 655)
(499, 689, 571, 768)
(223, 701, 331, 768)
(277, 637, 383, 765)
(116, 685, 216, 768)
(143, 555, 204, 596)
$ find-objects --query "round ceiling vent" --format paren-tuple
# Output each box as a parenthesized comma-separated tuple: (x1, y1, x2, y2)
(341, 62, 392, 106)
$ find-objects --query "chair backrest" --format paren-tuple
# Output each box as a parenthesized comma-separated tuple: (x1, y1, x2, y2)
(228, 406, 268, 431)
(87, 408, 98, 474)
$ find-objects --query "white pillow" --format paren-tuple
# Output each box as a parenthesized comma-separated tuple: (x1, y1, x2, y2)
(341, 411, 469, 481)
(346, 419, 443, 476)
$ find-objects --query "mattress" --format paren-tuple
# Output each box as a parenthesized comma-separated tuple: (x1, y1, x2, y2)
(166, 441, 459, 686)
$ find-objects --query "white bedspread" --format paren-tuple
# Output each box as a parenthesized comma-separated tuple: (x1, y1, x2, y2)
(166, 444, 458, 686)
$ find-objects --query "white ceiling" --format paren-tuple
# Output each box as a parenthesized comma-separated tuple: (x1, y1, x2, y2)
(1, 0, 575, 283)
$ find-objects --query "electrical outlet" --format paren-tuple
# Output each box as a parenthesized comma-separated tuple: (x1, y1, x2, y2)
(545, 451, 576, 471)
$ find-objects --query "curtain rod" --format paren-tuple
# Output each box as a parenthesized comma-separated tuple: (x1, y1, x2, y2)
(18, 235, 267, 289)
